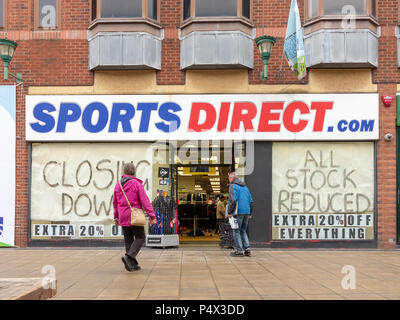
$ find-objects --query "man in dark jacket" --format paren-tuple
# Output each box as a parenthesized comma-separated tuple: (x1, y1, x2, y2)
(227, 172, 254, 257)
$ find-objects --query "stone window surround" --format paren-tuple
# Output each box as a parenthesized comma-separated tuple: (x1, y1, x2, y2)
(179, 17, 254, 38)
(88, 18, 162, 39)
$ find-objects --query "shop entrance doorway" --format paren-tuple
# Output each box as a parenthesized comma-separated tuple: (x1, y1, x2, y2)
(158, 140, 247, 245)
(173, 164, 231, 244)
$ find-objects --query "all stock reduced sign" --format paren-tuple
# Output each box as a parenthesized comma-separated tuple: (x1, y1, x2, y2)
(25, 94, 379, 141)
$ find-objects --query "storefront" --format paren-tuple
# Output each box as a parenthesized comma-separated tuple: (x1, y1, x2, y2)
(25, 93, 379, 248)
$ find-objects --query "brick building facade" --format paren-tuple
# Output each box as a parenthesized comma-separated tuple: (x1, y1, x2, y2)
(0, 0, 398, 248)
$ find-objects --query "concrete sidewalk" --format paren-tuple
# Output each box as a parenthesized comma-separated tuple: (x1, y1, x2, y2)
(1, 247, 400, 300)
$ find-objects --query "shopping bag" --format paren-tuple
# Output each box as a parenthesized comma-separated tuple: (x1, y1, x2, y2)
(228, 216, 239, 230)
(225, 200, 238, 218)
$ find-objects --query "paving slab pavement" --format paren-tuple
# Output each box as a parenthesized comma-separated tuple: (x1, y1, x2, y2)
(0, 278, 56, 300)
(0, 247, 400, 300)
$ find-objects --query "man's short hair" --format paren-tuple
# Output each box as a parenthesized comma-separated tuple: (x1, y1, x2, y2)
(228, 171, 238, 178)
(123, 163, 136, 176)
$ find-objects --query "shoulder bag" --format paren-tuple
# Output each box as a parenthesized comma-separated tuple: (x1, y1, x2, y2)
(119, 181, 147, 226)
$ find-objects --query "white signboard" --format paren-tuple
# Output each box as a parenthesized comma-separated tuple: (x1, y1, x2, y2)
(0, 86, 16, 247)
(26, 94, 379, 141)
(272, 142, 375, 241)
(30, 143, 153, 239)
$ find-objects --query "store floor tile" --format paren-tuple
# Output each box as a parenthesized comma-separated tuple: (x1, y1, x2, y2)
(0, 248, 400, 300)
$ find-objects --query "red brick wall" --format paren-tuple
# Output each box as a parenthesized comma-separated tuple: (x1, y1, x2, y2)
(374, 0, 400, 248)
(376, 83, 398, 249)
(157, 0, 185, 85)
(250, 0, 307, 84)
(14, 84, 28, 248)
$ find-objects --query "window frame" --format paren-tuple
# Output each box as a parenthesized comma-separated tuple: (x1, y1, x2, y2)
(34, 0, 62, 30)
(91, 0, 161, 24)
(181, 0, 252, 24)
(0, 0, 7, 30)
(304, 0, 379, 35)
(305, 0, 377, 21)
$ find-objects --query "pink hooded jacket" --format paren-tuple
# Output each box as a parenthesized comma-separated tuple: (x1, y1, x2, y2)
(113, 175, 156, 227)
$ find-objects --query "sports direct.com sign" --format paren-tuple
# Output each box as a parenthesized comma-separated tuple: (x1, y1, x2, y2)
(26, 94, 379, 141)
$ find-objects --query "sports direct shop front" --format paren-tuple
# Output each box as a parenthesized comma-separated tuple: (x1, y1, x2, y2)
(25, 93, 379, 247)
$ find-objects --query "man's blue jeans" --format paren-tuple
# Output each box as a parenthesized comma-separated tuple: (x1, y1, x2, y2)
(233, 214, 250, 253)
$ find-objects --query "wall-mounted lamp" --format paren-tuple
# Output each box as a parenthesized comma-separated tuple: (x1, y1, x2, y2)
(255, 35, 276, 80)
(0, 38, 22, 83)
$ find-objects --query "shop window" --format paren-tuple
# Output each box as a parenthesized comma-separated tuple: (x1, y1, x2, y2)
(35, 0, 61, 29)
(91, 0, 159, 22)
(272, 142, 375, 241)
(183, 0, 251, 21)
(30, 143, 155, 242)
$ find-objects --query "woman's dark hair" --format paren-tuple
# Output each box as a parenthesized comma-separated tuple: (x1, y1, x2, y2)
(123, 163, 136, 176)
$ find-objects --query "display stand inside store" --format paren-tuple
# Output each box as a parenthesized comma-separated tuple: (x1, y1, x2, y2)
(146, 191, 179, 248)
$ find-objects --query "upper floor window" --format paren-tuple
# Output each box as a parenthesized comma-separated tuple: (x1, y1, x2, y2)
(92, 0, 159, 22)
(0, 0, 4, 29)
(183, 0, 251, 21)
(36, 0, 60, 29)
(306, 0, 376, 20)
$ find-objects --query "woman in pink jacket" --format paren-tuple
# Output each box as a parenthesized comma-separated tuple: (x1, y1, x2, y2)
(113, 163, 157, 272)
